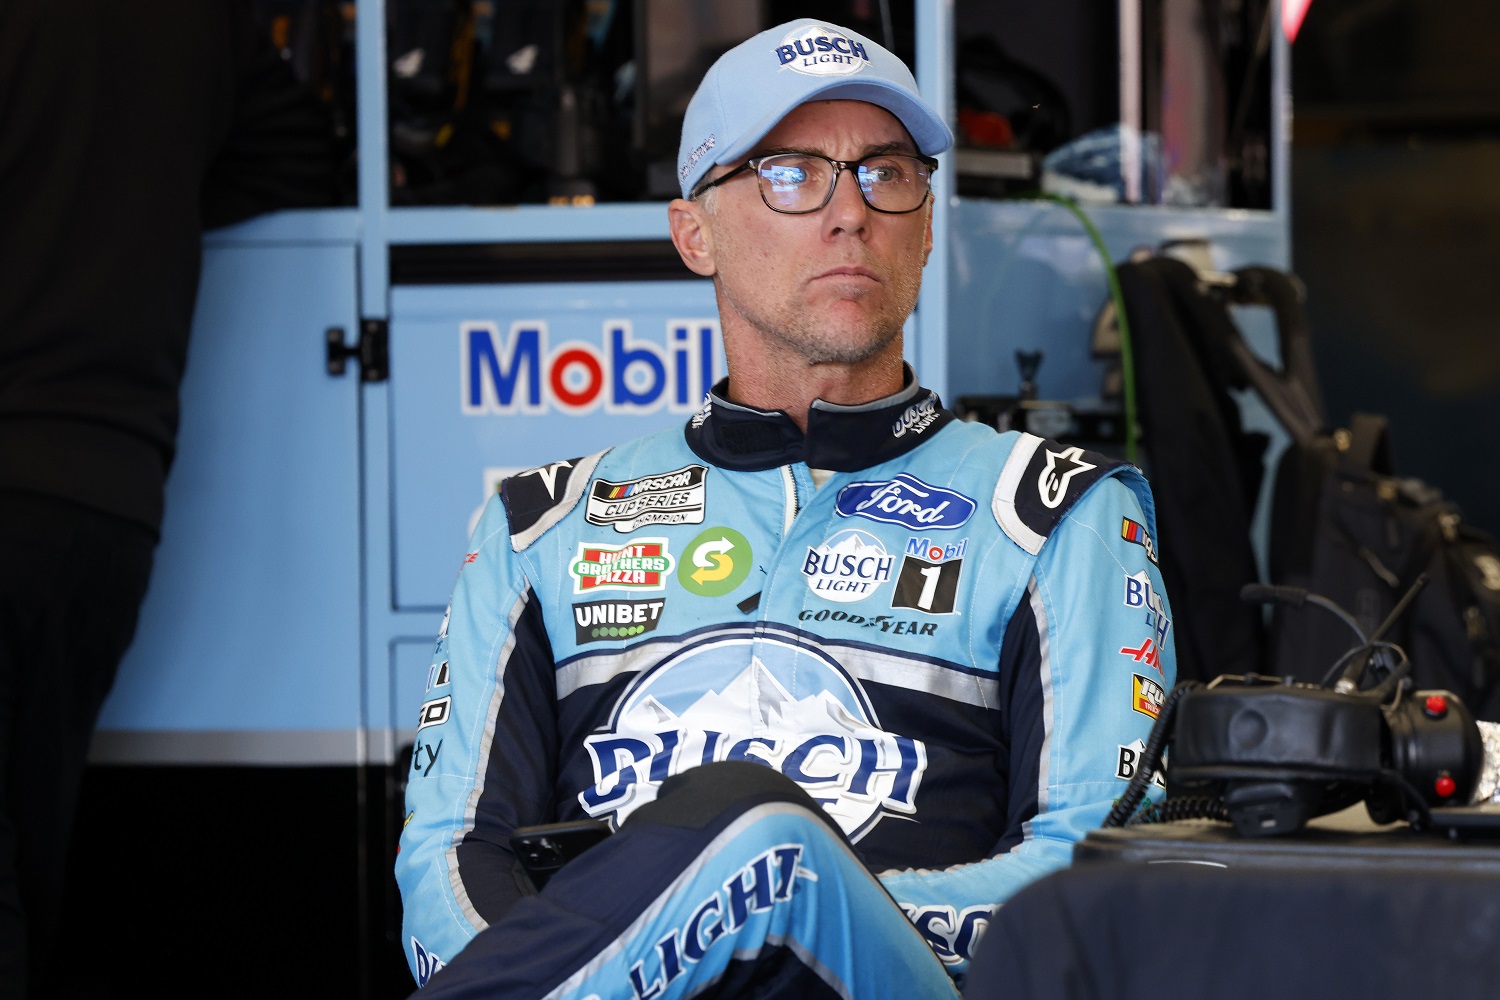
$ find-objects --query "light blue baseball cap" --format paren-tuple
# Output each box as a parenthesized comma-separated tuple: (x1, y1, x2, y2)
(676, 18, 953, 199)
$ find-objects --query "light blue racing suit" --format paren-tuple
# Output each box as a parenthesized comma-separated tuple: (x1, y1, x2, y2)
(396, 371, 1175, 995)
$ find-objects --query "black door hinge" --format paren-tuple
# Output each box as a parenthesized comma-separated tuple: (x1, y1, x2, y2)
(326, 320, 389, 382)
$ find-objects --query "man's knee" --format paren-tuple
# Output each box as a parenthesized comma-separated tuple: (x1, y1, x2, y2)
(625, 760, 848, 844)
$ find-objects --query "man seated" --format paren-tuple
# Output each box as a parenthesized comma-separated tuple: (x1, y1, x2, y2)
(395, 17, 1175, 998)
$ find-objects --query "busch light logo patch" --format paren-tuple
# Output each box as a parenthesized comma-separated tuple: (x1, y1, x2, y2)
(1124, 570, 1172, 648)
(1132, 673, 1165, 719)
(774, 24, 870, 77)
(585, 464, 707, 533)
(1038, 446, 1097, 509)
(835, 474, 975, 530)
(570, 539, 675, 594)
(573, 598, 667, 644)
(580, 631, 926, 839)
(802, 529, 895, 602)
(1116, 739, 1166, 788)
(411, 938, 446, 987)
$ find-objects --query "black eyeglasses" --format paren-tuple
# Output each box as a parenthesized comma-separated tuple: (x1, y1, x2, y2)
(690, 152, 939, 215)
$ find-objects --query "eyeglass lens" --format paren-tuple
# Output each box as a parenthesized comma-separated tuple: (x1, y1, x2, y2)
(754, 154, 931, 214)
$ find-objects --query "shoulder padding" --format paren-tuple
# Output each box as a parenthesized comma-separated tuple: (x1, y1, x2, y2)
(992, 433, 1133, 555)
(500, 450, 607, 551)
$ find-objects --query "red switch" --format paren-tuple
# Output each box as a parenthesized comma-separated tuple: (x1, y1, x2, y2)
(1424, 694, 1449, 719)
(1435, 773, 1457, 800)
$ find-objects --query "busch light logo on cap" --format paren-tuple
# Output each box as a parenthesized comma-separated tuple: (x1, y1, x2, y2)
(774, 24, 871, 76)
(835, 474, 976, 530)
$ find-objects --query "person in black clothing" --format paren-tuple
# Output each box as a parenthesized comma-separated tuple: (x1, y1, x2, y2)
(0, 1, 334, 994)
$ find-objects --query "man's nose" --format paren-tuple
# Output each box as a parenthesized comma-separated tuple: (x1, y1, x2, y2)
(823, 166, 871, 236)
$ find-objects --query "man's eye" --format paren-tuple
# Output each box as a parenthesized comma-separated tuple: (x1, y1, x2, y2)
(763, 166, 807, 186)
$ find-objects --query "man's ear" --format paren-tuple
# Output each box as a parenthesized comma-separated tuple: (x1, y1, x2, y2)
(669, 198, 717, 277)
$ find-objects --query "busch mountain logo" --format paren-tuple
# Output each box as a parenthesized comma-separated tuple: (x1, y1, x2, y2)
(802, 529, 895, 603)
(579, 632, 926, 840)
(569, 539, 675, 594)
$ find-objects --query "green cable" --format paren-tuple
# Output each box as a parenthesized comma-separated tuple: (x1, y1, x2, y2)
(1013, 192, 1140, 465)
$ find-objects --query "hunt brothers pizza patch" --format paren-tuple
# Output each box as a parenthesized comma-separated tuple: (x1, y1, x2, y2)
(569, 539, 676, 594)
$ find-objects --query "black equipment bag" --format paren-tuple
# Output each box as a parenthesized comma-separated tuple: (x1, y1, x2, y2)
(1117, 257, 1500, 718)
(1113, 257, 1268, 684)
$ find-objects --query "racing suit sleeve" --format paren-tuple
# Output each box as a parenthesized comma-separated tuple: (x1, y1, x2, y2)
(394, 492, 561, 984)
(878, 474, 1175, 979)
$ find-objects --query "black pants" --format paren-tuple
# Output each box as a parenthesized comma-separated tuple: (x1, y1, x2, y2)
(0, 493, 155, 999)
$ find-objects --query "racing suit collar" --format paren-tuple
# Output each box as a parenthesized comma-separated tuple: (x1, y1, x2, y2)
(683, 363, 956, 472)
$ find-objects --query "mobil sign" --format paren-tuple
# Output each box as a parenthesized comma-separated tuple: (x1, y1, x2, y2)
(461, 319, 721, 416)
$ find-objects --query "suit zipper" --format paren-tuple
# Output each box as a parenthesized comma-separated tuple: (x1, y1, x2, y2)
(780, 465, 799, 535)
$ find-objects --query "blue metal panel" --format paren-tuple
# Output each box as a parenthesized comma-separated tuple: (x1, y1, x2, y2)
(386, 204, 673, 245)
(388, 279, 722, 610)
(96, 243, 362, 735)
(202, 208, 360, 247)
(391, 639, 439, 738)
(946, 200, 1287, 403)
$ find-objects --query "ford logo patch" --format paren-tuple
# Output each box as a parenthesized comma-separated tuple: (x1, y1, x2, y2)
(835, 475, 975, 530)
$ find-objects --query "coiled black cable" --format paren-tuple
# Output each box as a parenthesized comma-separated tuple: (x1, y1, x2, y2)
(1125, 795, 1231, 826)
(1103, 679, 1200, 828)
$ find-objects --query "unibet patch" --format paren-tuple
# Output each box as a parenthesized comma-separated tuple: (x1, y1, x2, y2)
(679, 527, 753, 597)
(572, 598, 667, 644)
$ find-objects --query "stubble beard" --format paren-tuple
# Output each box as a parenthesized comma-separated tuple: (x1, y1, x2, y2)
(716, 245, 926, 368)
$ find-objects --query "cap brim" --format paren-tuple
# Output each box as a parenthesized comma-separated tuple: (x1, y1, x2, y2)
(710, 76, 953, 170)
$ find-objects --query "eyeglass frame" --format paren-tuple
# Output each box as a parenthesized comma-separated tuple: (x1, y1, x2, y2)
(688, 151, 941, 215)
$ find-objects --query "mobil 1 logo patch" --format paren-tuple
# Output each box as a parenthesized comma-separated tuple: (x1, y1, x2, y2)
(573, 598, 666, 643)
(585, 464, 707, 533)
(836, 474, 975, 531)
(891, 537, 967, 615)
